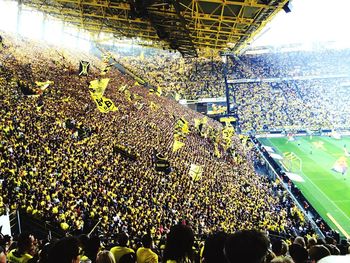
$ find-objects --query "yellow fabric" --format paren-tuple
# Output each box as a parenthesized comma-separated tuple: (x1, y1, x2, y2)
(214, 143, 221, 158)
(136, 247, 158, 263)
(189, 164, 203, 181)
(90, 93, 118, 113)
(165, 259, 191, 263)
(35, 80, 53, 91)
(173, 139, 185, 152)
(156, 86, 162, 97)
(89, 78, 110, 96)
(110, 246, 135, 263)
(7, 249, 33, 263)
(60, 222, 69, 230)
(89, 78, 117, 113)
(194, 119, 201, 130)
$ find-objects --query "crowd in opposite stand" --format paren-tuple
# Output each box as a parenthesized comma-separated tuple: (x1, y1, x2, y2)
(114, 52, 225, 100)
(112, 47, 350, 131)
(1, 225, 350, 263)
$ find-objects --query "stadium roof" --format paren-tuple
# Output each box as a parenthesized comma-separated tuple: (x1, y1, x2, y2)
(17, 0, 289, 57)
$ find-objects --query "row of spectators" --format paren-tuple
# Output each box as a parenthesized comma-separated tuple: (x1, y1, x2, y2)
(1, 225, 349, 263)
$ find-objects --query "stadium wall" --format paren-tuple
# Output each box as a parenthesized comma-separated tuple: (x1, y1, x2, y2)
(255, 130, 350, 138)
(251, 136, 326, 238)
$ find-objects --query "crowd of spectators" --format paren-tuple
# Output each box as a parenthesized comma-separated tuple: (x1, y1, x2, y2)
(110, 46, 350, 132)
(1, 32, 350, 262)
(232, 51, 350, 131)
(233, 79, 350, 131)
(0, 31, 324, 257)
(111, 50, 225, 100)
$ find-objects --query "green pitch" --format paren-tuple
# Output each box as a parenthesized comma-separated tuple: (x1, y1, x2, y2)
(259, 136, 350, 238)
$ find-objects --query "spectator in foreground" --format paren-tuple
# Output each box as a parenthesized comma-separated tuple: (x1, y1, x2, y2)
(201, 232, 228, 263)
(309, 245, 330, 262)
(288, 244, 308, 263)
(0, 246, 6, 263)
(110, 233, 135, 263)
(96, 251, 116, 263)
(271, 239, 288, 257)
(163, 225, 194, 263)
(293, 236, 306, 248)
(270, 256, 294, 263)
(224, 229, 270, 263)
(7, 232, 36, 263)
(136, 234, 158, 263)
(48, 237, 80, 263)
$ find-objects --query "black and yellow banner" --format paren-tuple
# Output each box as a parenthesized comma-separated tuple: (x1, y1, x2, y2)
(90, 93, 118, 113)
(89, 78, 117, 113)
(79, 61, 90, 76)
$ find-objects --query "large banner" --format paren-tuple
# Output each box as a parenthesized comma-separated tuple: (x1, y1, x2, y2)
(90, 93, 118, 113)
(89, 78, 117, 113)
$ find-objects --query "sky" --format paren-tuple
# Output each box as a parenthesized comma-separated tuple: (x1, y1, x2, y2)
(251, 0, 350, 48)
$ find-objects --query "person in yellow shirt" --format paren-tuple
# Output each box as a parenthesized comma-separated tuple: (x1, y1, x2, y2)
(110, 233, 135, 263)
(7, 232, 36, 263)
(136, 234, 158, 263)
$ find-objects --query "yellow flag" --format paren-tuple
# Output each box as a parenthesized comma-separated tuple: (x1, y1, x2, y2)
(222, 126, 234, 139)
(214, 143, 221, 158)
(194, 119, 201, 130)
(189, 164, 203, 181)
(220, 116, 236, 126)
(118, 85, 127, 92)
(150, 86, 162, 96)
(150, 101, 159, 111)
(174, 92, 181, 101)
(156, 86, 162, 96)
(90, 93, 118, 113)
(173, 139, 185, 152)
(89, 78, 110, 96)
(124, 90, 132, 102)
(35, 80, 53, 91)
(181, 122, 189, 134)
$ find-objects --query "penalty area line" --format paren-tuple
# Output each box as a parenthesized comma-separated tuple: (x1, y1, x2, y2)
(327, 213, 350, 239)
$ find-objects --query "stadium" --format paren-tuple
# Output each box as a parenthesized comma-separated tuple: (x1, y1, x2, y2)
(0, 0, 349, 262)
